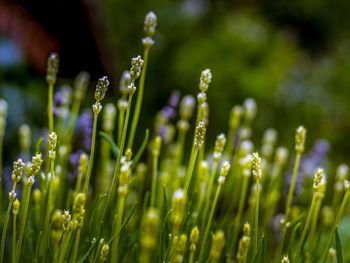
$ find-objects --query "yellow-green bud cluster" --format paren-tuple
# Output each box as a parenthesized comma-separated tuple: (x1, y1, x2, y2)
(210, 230, 225, 263)
(79, 153, 88, 176)
(62, 210, 72, 232)
(243, 98, 257, 123)
(33, 189, 41, 203)
(51, 210, 63, 243)
(274, 147, 289, 166)
(103, 103, 116, 133)
(153, 136, 162, 157)
(313, 168, 325, 192)
(73, 193, 86, 229)
(229, 105, 243, 130)
(119, 71, 131, 96)
(194, 121, 206, 150)
(11, 158, 25, 183)
(171, 189, 186, 228)
(19, 124, 31, 153)
(237, 140, 254, 159)
(334, 164, 349, 192)
(213, 134, 226, 162)
(295, 126, 306, 154)
(74, 71, 90, 101)
(30, 153, 43, 176)
(281, 255, 290, 263)
(251, 152, 262, 181)
(261, 128, 277, 159)
(100, 244, 110, 262)
(237, 223, 251, 263)
(327, 248, 336, 262)
(239, 155, 252, 178)
(179, 95, 195, 121)
(218, 161, 230, 185)
(48, 131, 57, 160)
(118, 163, 131, 196)
(141, 208, 160, 251)
(12, 199, 20, 216)
(174, 234, 187, 263)
(130, 55, 144, 82)
(189, 226, 199, 252)
(46, 52, 59, 86)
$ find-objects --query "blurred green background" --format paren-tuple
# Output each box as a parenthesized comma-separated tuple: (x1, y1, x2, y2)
(1, 0, 350, 165)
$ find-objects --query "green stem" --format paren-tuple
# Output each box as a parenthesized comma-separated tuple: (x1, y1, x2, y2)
(230, 175, 250, 259)
(150, 153, 159, 207)
(12, 213, 17, 263)
(322, 190, 350, 262)
(285, 153, 301, 224)
(295, 194, 317, 261)
(111, 195, 126, 263)
(0, 182, 17, 263)
(127, 47, 150, 151)
(71, 229, 81, 263)
(198, 184, 222, 262)
(253, 181, 260, 256)
(183, 147, 199, 195)
(102, 95, 133, 226)
(48, 84, 54, 131)
(117, 107, 126, 146)
(83, 112, 99, 195)
(15, 184, 32, 263)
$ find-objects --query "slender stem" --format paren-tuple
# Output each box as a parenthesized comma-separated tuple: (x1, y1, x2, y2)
(202, 161, 218, 225)
(71, 229, 81, 263)
(111, 195, 126, 263)
(127, 47, 150, 150)
(102, 95, 133, 225)
(295, 194, 316, 261)
(230, 175, 250, 259)
(1, 182, 17, 263)
(12, 213, 17, 263)
(0, 202, 12, 262)
(322, 190, 350, 261)
(41, 160, 55, 259)
(279, 153, 301, 256)
(285, 153, 301, 223)
(83, 112, 99, 195)
(198, 184, 222, 262)
(150, 153, 159, 207)
(253, 181, 260, 256)
(0, 136, 3, 204)
(15, 184, 32, 263)
(183, 147, 199, 195)
(117, 107, 126, 146)
(189, 250, 195, 263)
(48, 84, 54, 131)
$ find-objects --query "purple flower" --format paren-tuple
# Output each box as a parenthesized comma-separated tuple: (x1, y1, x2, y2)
(168, 90, 181, 108)
(53, 86, 72, 117)
(75, 110, 93, 152)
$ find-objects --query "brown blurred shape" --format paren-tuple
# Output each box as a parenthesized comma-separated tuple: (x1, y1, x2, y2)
(0, 0, 59, 73)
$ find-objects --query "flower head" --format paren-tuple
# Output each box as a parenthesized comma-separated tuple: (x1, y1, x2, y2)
(130, 55, 144, 81)
(295, 126, 307, 154)
(199, 69, 212, 92)
(144, 11, 157, 37)
(94, 76, 109, 102)
(46, 52, 59, 86)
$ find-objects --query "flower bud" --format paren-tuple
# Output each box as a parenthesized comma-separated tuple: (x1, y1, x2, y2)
(144, 11, 157, 37)
(119, 71, 131, 96)
(210, 230, 225, 263)
(95, 76, 109, 102)
(295, 126, 306, 154)
(74, 71, 90, 101)
(46, 52, 59, 86)
(130, 55, 144, 81)
(179, 95, 195, 120)
(251, 152, 262, 181)
(194, 121, 206, 150)
(199, 69, 212, 92)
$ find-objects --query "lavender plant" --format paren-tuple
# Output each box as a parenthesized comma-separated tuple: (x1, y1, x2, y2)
(1, 11, 350, 263)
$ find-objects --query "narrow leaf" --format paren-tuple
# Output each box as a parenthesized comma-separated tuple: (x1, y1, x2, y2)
(335, 227, 343, 263)
(131, 129, 149, 169)
(99, 131, 120, 159)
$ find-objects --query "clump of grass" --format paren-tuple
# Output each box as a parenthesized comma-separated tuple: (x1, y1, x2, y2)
(1, 10, 350, 263)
